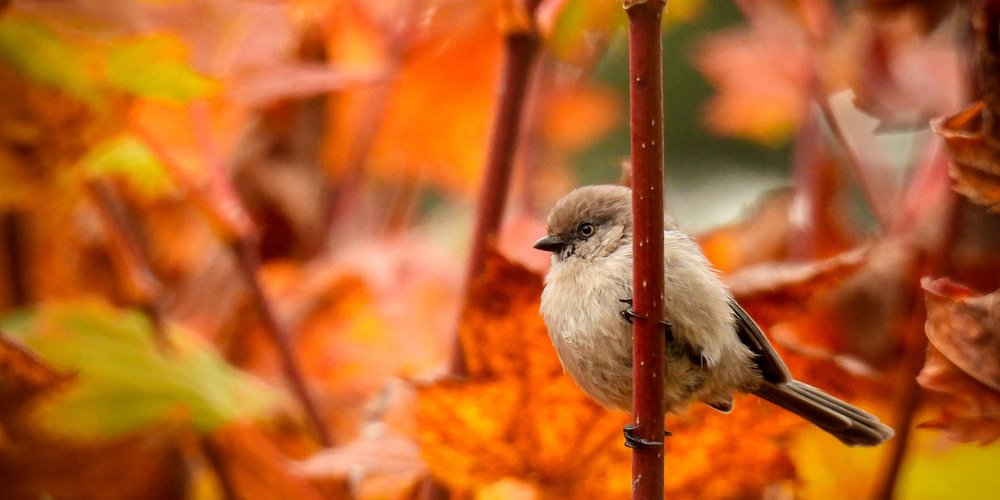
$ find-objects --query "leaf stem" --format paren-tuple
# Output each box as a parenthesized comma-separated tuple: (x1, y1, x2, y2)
(200, 434, 240, 500)
(86, 181, 163, 313)
(136, 105, 332, 447)
(231, 237, 333, 447)
(1, 212, 28, 307)
(450, 1, 544, 375)
(874, 187, 960, 499)
(816, 98, 895, 229)
(625, 1, 667, 498)
(85, 180, 238, 495)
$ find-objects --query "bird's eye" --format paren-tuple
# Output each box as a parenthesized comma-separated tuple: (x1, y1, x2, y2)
(578, 222, 595, 237)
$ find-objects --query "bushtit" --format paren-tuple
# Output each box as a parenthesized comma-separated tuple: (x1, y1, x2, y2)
(534, 185, 893, 446)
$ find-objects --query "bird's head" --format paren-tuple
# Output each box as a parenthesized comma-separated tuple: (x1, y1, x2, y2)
(533, 185, 633, 261)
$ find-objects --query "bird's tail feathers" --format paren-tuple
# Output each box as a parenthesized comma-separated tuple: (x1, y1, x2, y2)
(752, 380, 894, 446)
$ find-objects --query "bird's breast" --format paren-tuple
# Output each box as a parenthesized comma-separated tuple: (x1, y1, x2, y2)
(540, 255, 634, 409)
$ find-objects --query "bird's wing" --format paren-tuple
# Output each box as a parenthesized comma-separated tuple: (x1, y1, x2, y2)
(730, 300, 792, 384)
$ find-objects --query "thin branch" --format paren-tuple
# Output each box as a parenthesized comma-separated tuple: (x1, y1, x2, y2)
(734, 0, 896, 229)
(198, 103, 332, 447)
(87, 180, 164, 325)
(625, 1, 667, 498)
(85, 180, 237, 499)
(200, 434, 240, 500)
(871, 285, 927, 500)
(230, 238, 332, 447)
(874, 186, 960, 499)
(816, 98, 896, 229)
(450, 0, 545, 375)
(324, 1, 421, 241)
(135, 105, 332, 447)
(1, 212, 28, 307)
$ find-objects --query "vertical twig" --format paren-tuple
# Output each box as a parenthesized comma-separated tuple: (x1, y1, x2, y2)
(624, 1, 667, 498)
(230, 237, 332, 447)
(85, 180, 238, 500)
(872, 153, 962, 500)
(325, 2, 416, 239)
(136, 106, 333, 447)
(195, 103, 333, 447)
(735, 0, 896, 229)
(87, 181, 165, 333)
(1, 212, 29, 307)
(449, 0, 545, 375)
(200, 426, 241, 500)
(816, 98, 896, 229)
(871, 280, 927, 500)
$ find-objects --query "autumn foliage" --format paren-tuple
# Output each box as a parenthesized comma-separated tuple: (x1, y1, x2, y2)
(2, 0, 1000, 499)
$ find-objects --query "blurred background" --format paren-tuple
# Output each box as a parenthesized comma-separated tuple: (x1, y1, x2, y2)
(2, 0, 1000, 498)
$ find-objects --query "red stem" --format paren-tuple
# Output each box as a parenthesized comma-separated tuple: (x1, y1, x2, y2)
(626, 1, 667, 498)
(87, 181, 163, 307)
(200, 435, 239, 500)
(1, 212, 28, 307)
(86, 181, 238, 493)
(450, 6, 543, 375)
(141, 105, 333, 446)
(231, 238, 333, 447)
(816, 98, 895, 229)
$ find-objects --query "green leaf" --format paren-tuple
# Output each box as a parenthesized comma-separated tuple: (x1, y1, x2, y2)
(81, 134, 176, 198)
(547, 0, 617, 63)
(105, 35, 218, 101)
(0, 17, 102, 105)
(1, 301, 280, 440)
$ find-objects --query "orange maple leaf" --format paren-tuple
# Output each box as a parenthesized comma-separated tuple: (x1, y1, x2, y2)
(694, 4, 815, 145)
(416, 251, 801, 497)
(416, 250, 627, 495)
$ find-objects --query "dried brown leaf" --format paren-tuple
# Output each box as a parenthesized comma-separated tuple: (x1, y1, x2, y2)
(918, 277, 1000, 444)
(726, 247, 869, 328)
(933, 102, 1000, 212)
(918, 345, 1000, 444)
(923, 277, 1000, 391)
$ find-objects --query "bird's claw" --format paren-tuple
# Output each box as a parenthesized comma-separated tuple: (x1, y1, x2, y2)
(619, 298, 673, 329)
(623, 423, 669, 448)
(619, 298, 640, 324)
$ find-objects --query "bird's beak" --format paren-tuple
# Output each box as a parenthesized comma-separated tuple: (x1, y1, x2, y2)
(533, 235, 566, 253)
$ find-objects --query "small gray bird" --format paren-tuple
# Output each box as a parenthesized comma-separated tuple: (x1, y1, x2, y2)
(534, 184, 893, 446)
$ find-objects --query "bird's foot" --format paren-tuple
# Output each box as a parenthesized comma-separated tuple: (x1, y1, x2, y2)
(623, 423, 670, 448)
(618, 298, 673, 330)
(619, 298, 640, 324)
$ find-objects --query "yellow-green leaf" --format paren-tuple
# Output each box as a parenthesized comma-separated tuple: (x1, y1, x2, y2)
(0, 17, 101, 105)
(1, 301, 280, 440)
(105, 35, 218, 101)
(81, 134, 176, 198)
